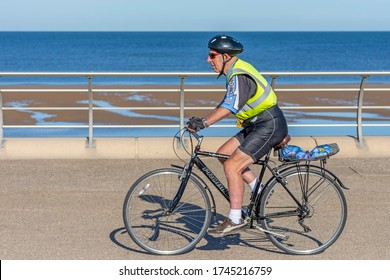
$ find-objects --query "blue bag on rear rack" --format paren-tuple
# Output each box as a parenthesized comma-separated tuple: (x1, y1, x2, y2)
(281, 143, 340, 161)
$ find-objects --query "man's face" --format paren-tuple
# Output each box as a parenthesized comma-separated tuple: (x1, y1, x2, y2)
(207, 50, 223, 73)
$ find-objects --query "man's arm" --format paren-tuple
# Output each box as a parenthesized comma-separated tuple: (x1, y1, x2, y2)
(204, 106, 232, 126)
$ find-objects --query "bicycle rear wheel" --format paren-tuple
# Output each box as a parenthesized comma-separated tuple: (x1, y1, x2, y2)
(259, 166, 347, 255)
(123, 168, 211, 255)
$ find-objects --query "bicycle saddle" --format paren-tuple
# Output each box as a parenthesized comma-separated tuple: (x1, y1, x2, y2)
(274, 135, 291, 150)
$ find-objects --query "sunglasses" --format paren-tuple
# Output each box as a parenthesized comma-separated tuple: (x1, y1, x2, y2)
(208, 53, 219, 59)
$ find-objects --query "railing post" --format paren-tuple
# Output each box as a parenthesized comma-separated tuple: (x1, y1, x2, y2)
(357, 76, 367, 147)
(179, 76, 186, 130)
(177, 76, 187, 148)
(271, 76, 277, 88)
(0, 88, 4, 148)
(87, 76, 95, 148)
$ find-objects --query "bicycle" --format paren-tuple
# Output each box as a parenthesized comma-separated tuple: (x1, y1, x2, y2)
(123, 128, 348, 255)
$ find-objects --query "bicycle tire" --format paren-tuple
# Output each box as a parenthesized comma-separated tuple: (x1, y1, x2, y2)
(123, 168, 212, 255)
(259, 166, 347, 255)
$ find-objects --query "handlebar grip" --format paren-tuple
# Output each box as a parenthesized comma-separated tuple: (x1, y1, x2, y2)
(184, 125, 202, 141)
(193, 132, 202, 140)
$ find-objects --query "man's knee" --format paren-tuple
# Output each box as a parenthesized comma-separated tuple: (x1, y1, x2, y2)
(223, 158, 235, 173)
(223, 157, 244, 175)
(225, 150, 254, 173)
(216, 144, 230, 155)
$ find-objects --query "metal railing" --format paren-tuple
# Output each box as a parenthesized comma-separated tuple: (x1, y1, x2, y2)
(1, 71, 390, 148)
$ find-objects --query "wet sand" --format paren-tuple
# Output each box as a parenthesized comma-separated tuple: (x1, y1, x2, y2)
(1, 83, 389, 126)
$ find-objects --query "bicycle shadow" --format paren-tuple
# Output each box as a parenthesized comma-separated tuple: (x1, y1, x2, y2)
(196, 226, 285, 255)
(110, 227, 155, 255)
(110, 225, 284, 255)
(112, 194, 285, 255)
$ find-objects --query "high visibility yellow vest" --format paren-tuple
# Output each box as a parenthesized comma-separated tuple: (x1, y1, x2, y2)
(227, 59, 277, 120)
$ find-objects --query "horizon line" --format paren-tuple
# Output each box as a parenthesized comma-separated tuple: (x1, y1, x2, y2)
(1, 30, 390, 32)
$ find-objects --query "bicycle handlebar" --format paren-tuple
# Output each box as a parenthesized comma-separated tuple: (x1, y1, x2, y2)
(184, 126, 203, 141)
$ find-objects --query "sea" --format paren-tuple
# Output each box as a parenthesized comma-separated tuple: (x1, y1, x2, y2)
(1, 31, 390, 138)
(2, 31, 390, 82)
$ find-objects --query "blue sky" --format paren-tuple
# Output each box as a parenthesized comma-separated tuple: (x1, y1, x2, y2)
(1, 0, 390, 31)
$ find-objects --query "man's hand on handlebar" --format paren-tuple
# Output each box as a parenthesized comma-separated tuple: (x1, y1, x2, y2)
(186, 117, 208, 132)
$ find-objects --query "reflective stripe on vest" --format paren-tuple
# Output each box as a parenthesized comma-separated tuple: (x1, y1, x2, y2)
(227, 60, 277, 120)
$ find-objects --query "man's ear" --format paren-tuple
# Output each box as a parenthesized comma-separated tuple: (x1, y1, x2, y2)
(223, 53, 231, 60)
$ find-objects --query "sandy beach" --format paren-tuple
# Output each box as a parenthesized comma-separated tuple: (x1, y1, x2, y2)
(1, 83, 389, 126)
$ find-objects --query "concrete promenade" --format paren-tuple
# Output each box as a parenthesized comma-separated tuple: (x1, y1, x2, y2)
(1, 135, 390, 159)
(0, 136, 389, 260)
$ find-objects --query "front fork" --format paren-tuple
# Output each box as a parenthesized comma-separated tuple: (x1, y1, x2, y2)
(167, 162, 194, 214)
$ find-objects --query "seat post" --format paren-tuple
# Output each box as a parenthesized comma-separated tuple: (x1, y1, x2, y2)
(257, 150, 271, 182)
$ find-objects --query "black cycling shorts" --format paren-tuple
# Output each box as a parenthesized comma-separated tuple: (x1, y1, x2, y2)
(234, 105, 288, 162)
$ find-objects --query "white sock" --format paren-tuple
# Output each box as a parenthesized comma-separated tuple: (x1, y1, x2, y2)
(248, 178, 259, 191)
(228, 209, 242, 224)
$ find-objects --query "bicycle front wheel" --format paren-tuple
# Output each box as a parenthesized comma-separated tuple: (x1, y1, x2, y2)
(259, 166, 347, 255)
(123, 168, 212, 255)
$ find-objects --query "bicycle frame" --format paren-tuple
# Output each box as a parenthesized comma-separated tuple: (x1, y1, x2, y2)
(123, 129, 348, 255)
(169, 130, 347, 227)
(168, 133, 230, 213)
(168, 131, 303, 221)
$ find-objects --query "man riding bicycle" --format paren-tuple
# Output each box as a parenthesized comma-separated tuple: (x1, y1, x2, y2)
(187, 34, 288, 237)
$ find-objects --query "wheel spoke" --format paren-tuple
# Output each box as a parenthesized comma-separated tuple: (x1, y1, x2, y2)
(123, 169, 211, 255)
(260, 167, 347, 255)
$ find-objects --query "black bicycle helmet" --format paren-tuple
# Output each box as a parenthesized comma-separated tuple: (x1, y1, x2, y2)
(208, 35, 244, 56)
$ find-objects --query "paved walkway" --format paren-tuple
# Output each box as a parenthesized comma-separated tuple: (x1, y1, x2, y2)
(0, 157, 389, 260)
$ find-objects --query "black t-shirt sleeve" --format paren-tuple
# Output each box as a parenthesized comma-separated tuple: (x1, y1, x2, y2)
(236, 74, 257, 111)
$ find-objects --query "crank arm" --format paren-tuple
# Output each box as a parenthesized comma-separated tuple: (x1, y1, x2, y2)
(255, 225, 288, 240)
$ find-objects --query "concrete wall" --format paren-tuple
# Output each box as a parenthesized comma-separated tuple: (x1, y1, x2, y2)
(0, 136, 389, 159)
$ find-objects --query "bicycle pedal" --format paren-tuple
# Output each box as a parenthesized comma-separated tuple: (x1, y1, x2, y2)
(243, 217, 252, 224)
